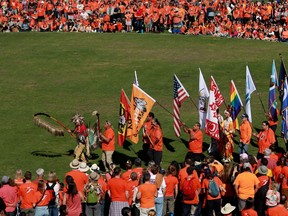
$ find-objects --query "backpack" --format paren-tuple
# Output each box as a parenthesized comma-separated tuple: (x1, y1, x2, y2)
(182, 177, 196, 200)
(208, 178, 220, 197)
(86, 183, 101, 204)
(46, 182, 56, 206)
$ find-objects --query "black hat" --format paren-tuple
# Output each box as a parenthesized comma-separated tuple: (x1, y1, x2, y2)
(241, 113, 248, 119)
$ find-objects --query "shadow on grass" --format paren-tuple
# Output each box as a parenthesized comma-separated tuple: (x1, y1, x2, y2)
(163, 137, 175, 152)
(179, 138, 189, 149)
(112, 151, 138, 170)
(31, 151, 62, 158)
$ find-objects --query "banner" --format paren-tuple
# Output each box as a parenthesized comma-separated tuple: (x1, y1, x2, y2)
(129, 84, 156, 142)
(245, 66, 256, 122)
(117, 89, 130, 147)
(205, 87, 220, 140)
(198, 69, 209, 129)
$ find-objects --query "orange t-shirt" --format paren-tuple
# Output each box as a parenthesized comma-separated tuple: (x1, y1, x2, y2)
(240, 121, 252, 144)
(164, 174, 178, 197)
(34, 190, 51, 206)
(257, 128, 275, 153)
(121, 170, 133, 182)
(202, 176, 222, 200)
(108, 177, 128, 202)
(179, 168, 198, 190)
(126, 180, 139, 205)
(266, 205, 288, 216)
(241, 208, 258, 216)
(102, 127, 115, 151)
(132, 167, 143, 180)
(65, 170, 88, 194)
(138, 182, 157, 208)
(182, 176, 201, 205)
(19, 181, 37, 209)
(150, 125, 163, 151)
(142, 120, 152, 144)
(188, 129, 203, 153)
(234, 171, 259, 200)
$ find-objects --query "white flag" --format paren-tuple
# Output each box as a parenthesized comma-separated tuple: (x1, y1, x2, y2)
(245, 66, 256, 122)
(198, 68, 209, 129)
(205, 88, 220, 140)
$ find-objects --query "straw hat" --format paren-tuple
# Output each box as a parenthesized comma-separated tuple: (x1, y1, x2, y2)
(221, 203, 236, 214)
(258, 165, 268, 175)
(90, 164, 100, 172)
(79, 162, 89, 173)
(69, 159, 80, 169)
(89, 172, 100, 181)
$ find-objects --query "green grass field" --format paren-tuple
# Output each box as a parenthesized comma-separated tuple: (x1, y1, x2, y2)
(1, 32, 288, 181)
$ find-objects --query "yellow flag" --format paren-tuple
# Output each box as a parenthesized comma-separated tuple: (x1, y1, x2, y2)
(127, 84, 156, 144)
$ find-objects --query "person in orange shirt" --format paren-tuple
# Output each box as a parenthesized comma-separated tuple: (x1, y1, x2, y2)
(100, 120, 115, 172)
(147, 118, 163, 166)
(137, 172, 158, 215)
(19, 171, 37, 216)
(132, 158, 143, 180)
(238, 113, 252, 154)
(33, 180, 51, 216)
(234, 164, 259, 212)
(142, 112, 154, 164)
(107, 167, 129, 215)
(65, 159, 88, 195)
(163, 164, 178, 215)
(202, 169, 225, 216)
(126, 172, 139, 206)
(182, 166, 201, 216)
(241, 197, 257, 216)
(183, 122, 203, 162)
(253, 121, 276, 159)
(121, 160, 133, 182)
(266, 194, 288, 216)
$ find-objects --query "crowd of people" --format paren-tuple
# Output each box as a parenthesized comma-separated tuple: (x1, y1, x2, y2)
(1, 0, 288, 41)
(1, 108, 288, 216)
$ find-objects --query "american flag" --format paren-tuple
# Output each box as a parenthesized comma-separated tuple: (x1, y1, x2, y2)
(174, 74, 189, 137)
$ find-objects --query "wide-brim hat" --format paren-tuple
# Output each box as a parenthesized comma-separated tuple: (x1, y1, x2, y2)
(70, 159, 80, 169)
(79, 162, 89, 172)
(221, 203, 236, 214)
(90, 164, 100, 172)
(258, 165, 268, 175)
(89, 172, 100, 181)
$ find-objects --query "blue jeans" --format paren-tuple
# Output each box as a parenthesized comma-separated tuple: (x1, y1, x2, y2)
(35, 206, 49, 216)
(155, 197, 164, 216)
(238, 142, 249, 154)
(48, 205, 58, 216)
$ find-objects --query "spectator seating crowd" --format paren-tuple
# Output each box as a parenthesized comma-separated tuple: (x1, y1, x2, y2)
(1, 0, 288, 41)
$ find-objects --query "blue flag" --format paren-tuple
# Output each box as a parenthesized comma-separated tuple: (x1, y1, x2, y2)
(269, 61, 278, 122)
(281, 78, 288, 140)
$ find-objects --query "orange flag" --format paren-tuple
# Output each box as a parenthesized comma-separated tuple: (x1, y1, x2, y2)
(127, 84, 156, 144)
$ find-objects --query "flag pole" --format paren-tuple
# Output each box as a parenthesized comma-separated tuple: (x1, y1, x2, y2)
(256, 91, 266, 113)
(155, 101, 190, 128)
(189, 97, 198, 110)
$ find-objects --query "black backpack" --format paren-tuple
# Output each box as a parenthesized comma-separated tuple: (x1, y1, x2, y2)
(46, 182, 56, 206)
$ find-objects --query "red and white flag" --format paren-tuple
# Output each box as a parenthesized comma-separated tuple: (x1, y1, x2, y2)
(210, 76, 225, 107)
(117, 89, 131, 147)
(205, 87, 220, 140)
(173, 74, 189, 137)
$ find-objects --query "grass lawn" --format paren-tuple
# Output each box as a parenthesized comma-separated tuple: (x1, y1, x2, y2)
(1, 32, 288, 181)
